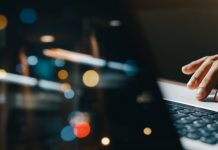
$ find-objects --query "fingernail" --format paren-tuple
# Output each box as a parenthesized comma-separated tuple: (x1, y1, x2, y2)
(187, 78, 195, 87)
(183, 64, 190, 70)
(196, 88, 205, 100)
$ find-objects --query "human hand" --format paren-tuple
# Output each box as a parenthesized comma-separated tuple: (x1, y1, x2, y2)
(182, 55, 218, 101)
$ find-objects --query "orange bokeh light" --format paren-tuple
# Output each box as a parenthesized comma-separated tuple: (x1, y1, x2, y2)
(74, 122, 91, 138)
(0, 15, 8, 30)
(57, 70, 69, 80)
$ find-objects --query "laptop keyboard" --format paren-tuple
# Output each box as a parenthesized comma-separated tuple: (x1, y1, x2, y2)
(167, 102, 218, 145)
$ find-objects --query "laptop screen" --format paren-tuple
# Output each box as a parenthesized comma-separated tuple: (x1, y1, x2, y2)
(0, 0, 182, 149)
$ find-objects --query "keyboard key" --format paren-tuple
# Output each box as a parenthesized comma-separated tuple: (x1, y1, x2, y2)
(193, 121, 206, 128)
(178, 109, 194, 114)
(200, 136, 218, 145)
(201, 117, 213, 124)
(185, 125, 197, 133)
(186, 133, 201, 140)
(208, 114, 218, 120)
(172, 113, 188, 120)
(167, 102, 218, 145)
(178, 128, 187, 136)
(191, 112, 207, 117)
(207, 124, 218, 131)
(199, 129, 211, 137)
(176, 118, 192, 124)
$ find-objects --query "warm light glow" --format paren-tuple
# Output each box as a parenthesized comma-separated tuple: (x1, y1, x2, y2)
(0, 15, 8, 30)
(82, 70, 99, 87)
(101, 137, 110, 146)
(40, 35, 55, 43)
(58, 70, 69, 80)
(0, 69, 7, 79)
(43, 48, 106, 67)
(74, 122, 91, 138)
(61, 83, 71, 91)
(143, 127, 152, 136)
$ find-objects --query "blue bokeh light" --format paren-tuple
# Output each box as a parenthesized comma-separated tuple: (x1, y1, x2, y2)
(64, 89, 75, 99)
(27, 55, 38, 66)
(20, 8, 37, 24)
(60, 125, 76, 142)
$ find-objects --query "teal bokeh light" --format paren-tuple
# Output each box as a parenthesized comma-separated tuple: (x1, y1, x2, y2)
(20, 8, 37, 24)
(60, 125, 76, 142)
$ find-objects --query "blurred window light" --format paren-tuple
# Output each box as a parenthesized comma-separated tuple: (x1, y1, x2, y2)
(0, 69, 7, 79)
(20, 8, 37, 24)
(60, 125, 76, 142)
(40, 35, 55, 43)
(107, 61, 124, 70)
(74, 122, 91, 138)
(0, 15, 8, 30)
(38, 79, 65, 92)
(109, 20, 122, 27)
(124, 60, 138, 76)
(101, 137, 110, 146)
(43, 48, 106, 67)
(82, 70, 99, 87)
(54, 59, 65, 67)
(58, 69, 69, 80)
(143, 127, 152, 136)
(64, 89, 75, 99)
(0, 72, 37, 86)
(27, 55, 38, 66)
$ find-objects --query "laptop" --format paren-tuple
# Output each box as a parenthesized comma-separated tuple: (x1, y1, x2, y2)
(0, 0, 217, 150)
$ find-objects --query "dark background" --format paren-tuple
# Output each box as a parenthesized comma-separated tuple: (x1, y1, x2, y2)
(2, 0, 218, 82)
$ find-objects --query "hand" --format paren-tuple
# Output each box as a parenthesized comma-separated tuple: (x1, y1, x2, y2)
(182, 55, 218, 101)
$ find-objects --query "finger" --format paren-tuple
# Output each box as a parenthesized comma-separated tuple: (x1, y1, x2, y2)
(196, 61, 218, 101)
(182, 56, 208, 75)
(187, 59, 213, 89)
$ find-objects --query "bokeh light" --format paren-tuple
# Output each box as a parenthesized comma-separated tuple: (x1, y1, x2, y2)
(20, 8, 37, 24)
(0, 15, 8, 30)
(61, 83, 71, 91)
(60, 125, 76, 142)
(15, 64, 23, 74)
(40, 35, 55, 43)
(27, 55, 38, 66)
(82, 70, 99, 87)
(109, 20, 122, 27)
(54, 59, 65, 67)
(68, 111, 84, 125)
(101, 137, 110, 146)
(64, 89, 75, 99)
(57, 69, 69, 80)
(0, 69, 7, 79)
(124, 60, 138, 76)
(143, 127, 152, 136)
(74, 122, 91, 138)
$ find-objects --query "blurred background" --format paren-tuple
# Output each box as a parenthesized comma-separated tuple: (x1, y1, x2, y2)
(1, 0, 218, 149)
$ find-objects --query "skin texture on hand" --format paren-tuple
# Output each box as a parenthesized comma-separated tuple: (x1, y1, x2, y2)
(182, 55, 218, 101)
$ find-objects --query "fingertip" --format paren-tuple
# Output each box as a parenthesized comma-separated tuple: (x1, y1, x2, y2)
(196, 87, 207, 101)
(187, 83, 196, 89)
(182, 65, 193, 75)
